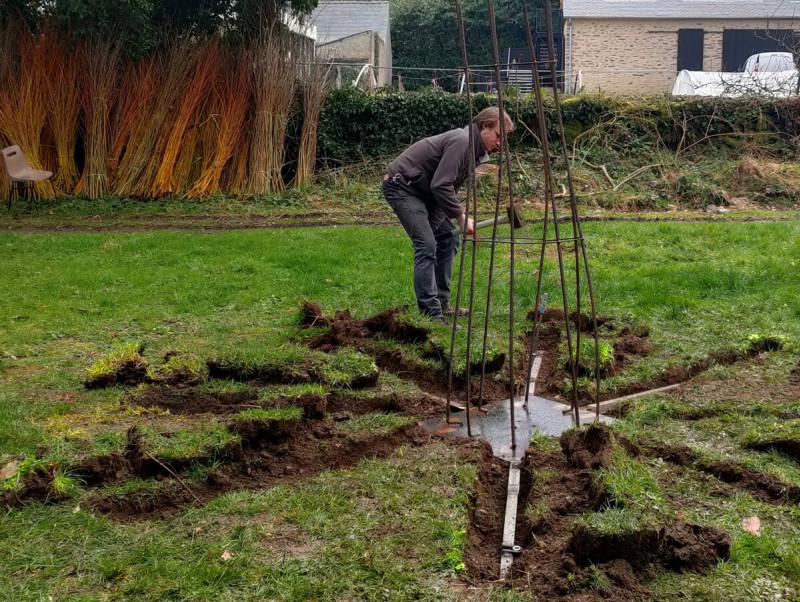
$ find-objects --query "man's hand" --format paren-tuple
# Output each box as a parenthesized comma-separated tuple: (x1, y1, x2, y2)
(457, 213, 475, 236)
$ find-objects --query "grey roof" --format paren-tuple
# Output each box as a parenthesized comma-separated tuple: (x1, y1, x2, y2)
(563, 0, 800, 19)
(310, 1, 390, 45)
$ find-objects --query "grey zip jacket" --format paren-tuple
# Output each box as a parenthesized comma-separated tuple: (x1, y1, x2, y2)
(386, 124, 487, 220)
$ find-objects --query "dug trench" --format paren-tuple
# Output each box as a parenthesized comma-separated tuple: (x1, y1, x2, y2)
(528, 308, 788, 407)
(463, 425, 732, 601)
(2, 407, 432, 520)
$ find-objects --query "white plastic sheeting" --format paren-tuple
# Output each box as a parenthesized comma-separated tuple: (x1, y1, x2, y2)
(672, 69, 800, 97)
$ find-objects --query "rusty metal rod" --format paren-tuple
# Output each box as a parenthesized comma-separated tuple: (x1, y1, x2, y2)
(543, 0, 602, 421)
(521, 0, 554, 408)
(486, 0, 516, 450)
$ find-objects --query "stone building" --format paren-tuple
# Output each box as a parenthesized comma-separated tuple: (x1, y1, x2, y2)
(563, 0, 800, 95)
(310, 1, 392, 88)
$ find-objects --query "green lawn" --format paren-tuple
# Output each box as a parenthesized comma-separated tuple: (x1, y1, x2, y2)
(1, 219, 800, 600)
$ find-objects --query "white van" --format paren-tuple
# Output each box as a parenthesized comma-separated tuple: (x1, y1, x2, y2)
(744, 52, 795, 73)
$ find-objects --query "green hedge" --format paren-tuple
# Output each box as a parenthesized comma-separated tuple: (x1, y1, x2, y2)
(316, 88, 800, 165)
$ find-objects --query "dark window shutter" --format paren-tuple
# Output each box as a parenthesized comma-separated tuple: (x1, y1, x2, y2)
(678, 29, 704, 71)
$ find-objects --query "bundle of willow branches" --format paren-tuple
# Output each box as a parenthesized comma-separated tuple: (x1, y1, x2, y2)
(247, 29, 297, 195)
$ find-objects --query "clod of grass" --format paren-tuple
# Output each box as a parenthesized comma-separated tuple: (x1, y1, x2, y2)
(259, 383, 327, 402)
(234, 407, 304, 422)
(318, 349, 379, 389)
(207, 344, 314, 382)
(564, 337, 615, 378)
(745, 333, 788, 355)
(147, 352, 209, 386)
(1, 455, 46, 492)
(141, 423, 239, 461)
(84, 342, 148, 388)
(596, 447, 668, 517)
(576, 506, 655, 536)
(524, 501, 550, 524)
(336, 412, 414, 435)
(50, 469, 83, 499)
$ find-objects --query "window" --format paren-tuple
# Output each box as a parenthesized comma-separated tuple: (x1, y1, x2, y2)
(677, 29, 704, 71)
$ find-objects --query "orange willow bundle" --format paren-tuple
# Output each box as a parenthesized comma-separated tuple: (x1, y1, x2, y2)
(153, 38, 221, 196)
(187, 50, 252, 198)
(0, 27, 54, 199)
(247, 30, 297, 194)
(78, 39, 119, 199)
(114, 41, 196, 197)
(110, 58, 159, 178)
(295, 60, 331, 187)
(43, 27, 81, 195)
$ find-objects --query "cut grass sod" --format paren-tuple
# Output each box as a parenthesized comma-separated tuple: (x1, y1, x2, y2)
(1, 219, 800, 600)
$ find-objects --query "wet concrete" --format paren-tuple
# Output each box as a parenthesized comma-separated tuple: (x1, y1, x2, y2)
(424, 394, 613, 463)
(423, 351, 613, 463)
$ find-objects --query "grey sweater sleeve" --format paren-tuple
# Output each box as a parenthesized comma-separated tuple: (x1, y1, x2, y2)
(429, 135, 468, 219)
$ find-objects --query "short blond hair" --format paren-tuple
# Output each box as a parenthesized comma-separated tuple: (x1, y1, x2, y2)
(473, 107, 514, 132)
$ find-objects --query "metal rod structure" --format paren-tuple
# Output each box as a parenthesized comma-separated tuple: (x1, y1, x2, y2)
(485, 0, 517, 449)
(543, 0, 603, 420)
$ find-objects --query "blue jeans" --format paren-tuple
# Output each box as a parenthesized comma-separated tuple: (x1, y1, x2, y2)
(383, 180, 460, 318)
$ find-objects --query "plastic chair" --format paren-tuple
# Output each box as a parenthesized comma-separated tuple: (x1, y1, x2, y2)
(1, 145, 52, 210)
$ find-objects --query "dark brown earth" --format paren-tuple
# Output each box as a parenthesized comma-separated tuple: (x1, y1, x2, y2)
(90, 420, 429, 521)
(746, 439, 800, 463)
(129, 385, 261, 414)
(463, 440, 509, 581)
(469, 425, 732, 601)
(303, 305, 430, 351)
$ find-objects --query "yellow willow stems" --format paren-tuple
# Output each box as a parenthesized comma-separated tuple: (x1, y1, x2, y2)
(45, 28, 81, 195)
(246, 30, 297, 195)
(79, 39, 119, 199)
(295, 61, 331, 187)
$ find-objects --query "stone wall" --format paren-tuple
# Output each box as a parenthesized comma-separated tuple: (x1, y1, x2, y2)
(568, 18, 798, 95)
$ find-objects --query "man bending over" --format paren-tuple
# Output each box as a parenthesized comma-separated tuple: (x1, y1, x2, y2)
(382, 107, 513, 322)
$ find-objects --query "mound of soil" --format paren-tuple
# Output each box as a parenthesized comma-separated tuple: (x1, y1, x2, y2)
(305, 306, 429, 352)
(464, 441, 510, 581)
(95, 422, 429, 521)
(569, 522, 729, 574)
(298, 301, 331, 328)
(614, 335, 654, 360)
(527, 307, 610, 333)
(560, 424, 618, 470)
(697, 458, 800, 504)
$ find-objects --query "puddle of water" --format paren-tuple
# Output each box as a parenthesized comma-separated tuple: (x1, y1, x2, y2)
(424, 395, 613, 463)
